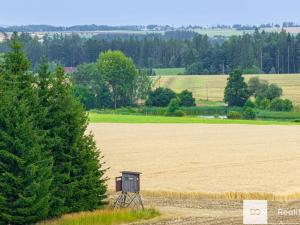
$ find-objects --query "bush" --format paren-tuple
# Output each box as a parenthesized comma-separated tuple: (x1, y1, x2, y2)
(178, 90, 196, 107)
(73, 85, 95, 110)
(248, 77, 268, 97)
(256, 97, 271, 110)
(174, 109, 185, 117)
(270, 98, 293, 112)
(165, 98, 184, 117)
(227, 111, 243, 119)
(248, 77, 282, 100)
(265, 83, 283, 100)
(243, 107, 256, 120)
(244, 99, 256, 108)
(146, 87, 176, 107)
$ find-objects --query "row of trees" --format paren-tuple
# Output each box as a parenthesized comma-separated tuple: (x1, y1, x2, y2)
(1, 30, 300, 74)
(145, 88, 195, 107)
(0, 33, 107, 224)
(71, 50, 196, 110)
(224, 70, 293, 112)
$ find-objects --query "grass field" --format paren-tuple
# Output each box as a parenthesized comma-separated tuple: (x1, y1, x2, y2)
(153, 74, 300, 105)
(39, 208, 159, 225)
(89, 123, 300, 194)
(154, 67, 185, 75)
(89, 113, 299, 125)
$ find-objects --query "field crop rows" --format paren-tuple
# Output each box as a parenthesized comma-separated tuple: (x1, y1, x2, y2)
(89, 123, 300, 194)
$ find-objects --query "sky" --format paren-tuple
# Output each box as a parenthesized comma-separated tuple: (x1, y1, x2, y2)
(1, 0, 300, 26)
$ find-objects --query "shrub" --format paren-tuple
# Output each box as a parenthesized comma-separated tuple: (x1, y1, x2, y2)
(165, 98, 184, 117)
(174, 109, 185, 117)
(227, 111, 243, 119)
(248, 77, 268, 97)
(73, 85, 95, 110)
(243, 107, 256, 120)
(248, 77, 282, 100)
(178, 90, 196, 107)
(146, 87, 176, 107)
(244, 99, 256, 108)
(265, 83, 283, 100)
(256, 97, 270, 110)
(270, 98, 293, 112)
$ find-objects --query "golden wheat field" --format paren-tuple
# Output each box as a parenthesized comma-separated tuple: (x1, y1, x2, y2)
(153, 74, 300, 105)
(88, 123, 300, 195)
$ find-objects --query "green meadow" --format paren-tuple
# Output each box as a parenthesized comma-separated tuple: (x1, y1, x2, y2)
(89, 113, 298, 125)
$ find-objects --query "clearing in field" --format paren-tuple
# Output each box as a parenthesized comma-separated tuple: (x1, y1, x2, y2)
(153, 74, 300, 105)
(89, 123, 300, 195)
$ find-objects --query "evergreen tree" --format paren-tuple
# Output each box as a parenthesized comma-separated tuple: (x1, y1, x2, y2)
(37, 65, 107, 216)
(224, 70, 250, 106)
(0, 33, 52, 225)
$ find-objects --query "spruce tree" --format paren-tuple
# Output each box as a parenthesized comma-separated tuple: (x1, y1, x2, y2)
(224, 70, 250, 107)
(37, 65, 107, 216)
(0, 33, 52, 224)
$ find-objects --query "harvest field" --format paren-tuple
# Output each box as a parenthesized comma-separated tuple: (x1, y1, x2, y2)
(89, 123, 300, 195)
(153, 74, 300, 105)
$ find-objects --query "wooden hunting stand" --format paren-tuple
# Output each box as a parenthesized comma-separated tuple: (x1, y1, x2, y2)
(113, 171, 144, 209)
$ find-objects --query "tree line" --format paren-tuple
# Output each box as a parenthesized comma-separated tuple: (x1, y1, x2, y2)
(1, 30, 300, 74)
(0, 33, 107, 224)
(224, 70, 293, 120)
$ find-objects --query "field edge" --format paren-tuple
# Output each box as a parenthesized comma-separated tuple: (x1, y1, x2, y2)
(89, 113, 299, 125)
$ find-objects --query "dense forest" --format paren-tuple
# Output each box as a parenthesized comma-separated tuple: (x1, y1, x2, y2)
(1, 29, 300, 74)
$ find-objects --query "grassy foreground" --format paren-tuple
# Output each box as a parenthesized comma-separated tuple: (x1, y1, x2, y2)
(89, 113, 298, 125)
(39, 208, 159, 225)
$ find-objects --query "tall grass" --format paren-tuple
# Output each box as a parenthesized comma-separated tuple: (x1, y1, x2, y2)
(39, 208, 159, 225)
(142, 191, 300, 202)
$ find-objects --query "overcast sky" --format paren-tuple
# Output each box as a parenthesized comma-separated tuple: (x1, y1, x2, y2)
(1, 0, 300, 26)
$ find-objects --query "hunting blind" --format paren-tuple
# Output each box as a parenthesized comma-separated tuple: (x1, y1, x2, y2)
(113, 171, 144, 209)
